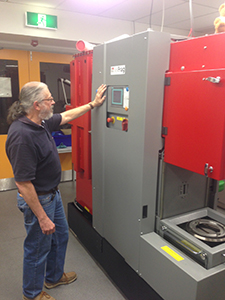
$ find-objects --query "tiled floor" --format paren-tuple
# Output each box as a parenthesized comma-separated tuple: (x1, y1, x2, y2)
(0, 181, 126, 300)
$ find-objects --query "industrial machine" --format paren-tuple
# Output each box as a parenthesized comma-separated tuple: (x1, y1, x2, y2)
(69, 51, 93, 214)
(69, 30, 225, 300)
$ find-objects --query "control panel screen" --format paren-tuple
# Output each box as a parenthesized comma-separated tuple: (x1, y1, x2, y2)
(112, 89, 123, 106)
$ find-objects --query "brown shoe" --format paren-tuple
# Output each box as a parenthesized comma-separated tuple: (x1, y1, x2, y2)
(44, 271, 77, 289)
(23, 291, 56, 300)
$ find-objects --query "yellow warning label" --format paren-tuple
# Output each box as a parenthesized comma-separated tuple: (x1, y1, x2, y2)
(117, 117, 124, 121)
(161, 246, 184, 262)
(84, 206, 90, 213)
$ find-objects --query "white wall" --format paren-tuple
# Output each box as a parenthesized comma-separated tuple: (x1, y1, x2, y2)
(0, 2, 188, 54)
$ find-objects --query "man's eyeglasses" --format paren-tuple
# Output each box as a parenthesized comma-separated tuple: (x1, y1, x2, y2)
(41, 97, 54, 102)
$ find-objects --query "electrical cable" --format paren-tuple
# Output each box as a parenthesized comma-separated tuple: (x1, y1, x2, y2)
(161, 0, 165, 32)
(189, 0, 194, 37)
(149, 0, 154, 29)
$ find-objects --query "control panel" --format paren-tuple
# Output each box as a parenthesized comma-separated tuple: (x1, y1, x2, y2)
(106, 86, 129, 132)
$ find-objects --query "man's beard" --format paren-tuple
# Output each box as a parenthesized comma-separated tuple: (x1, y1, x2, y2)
(39, 106, 53, 120)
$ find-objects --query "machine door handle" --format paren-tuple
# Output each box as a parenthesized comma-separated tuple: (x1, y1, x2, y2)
(204, 163, 214, 177)
(203, 76, 221, 84)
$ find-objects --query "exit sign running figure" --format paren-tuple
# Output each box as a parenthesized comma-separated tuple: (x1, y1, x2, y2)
(25, 12, 57, 30)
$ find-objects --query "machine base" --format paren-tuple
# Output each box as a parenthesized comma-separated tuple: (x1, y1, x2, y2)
(140, 232, 225, 300)
(68, 202, 163, 300)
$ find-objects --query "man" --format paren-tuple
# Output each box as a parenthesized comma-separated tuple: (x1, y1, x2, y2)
(6, 81, 106, 300)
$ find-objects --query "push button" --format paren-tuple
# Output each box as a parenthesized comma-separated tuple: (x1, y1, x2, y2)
(107, 117, 115, 124)
(122, 118, 128, 131)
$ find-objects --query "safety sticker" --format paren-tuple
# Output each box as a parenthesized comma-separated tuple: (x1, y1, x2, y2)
(117, 117, 125, 121)
(161, 246, 184, 262)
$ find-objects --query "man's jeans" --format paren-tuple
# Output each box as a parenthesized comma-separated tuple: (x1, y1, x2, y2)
(17, 190, 69, 299)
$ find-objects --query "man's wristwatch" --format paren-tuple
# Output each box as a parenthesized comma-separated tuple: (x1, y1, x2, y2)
(89, 103, 94, 109)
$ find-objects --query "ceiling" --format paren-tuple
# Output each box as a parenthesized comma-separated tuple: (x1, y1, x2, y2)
(3, 0, 222, 36)
(0, 0, 223, 54)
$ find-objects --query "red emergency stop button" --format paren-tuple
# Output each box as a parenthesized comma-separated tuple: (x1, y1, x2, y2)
(122, 118, 128, 131)
(107, 116, 115, 124)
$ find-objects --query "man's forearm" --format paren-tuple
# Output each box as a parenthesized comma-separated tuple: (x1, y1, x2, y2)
(60, 103, 92, 125)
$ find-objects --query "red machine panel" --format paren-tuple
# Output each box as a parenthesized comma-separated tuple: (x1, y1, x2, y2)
(163, 33, 225, 180)
(69, 51, 93, 214)
(169, 33, 225, 73)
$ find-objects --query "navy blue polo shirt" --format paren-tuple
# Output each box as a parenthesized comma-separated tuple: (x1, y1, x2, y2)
(6, 114, 62, 192)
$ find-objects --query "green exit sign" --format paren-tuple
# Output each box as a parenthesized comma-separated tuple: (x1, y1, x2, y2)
(25, 12, 57, 30)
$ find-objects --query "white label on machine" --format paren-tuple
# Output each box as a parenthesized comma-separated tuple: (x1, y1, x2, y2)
(123, 87, 129, 109)
(110, 65, 126, 75)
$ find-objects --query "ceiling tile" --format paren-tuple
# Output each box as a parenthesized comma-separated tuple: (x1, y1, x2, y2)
(183, 0, 222, 10)
(151, 2, 217, 27)
(98, 0, 185, 21)
(10, 0, 63, 8)
(56, 0, 128, 15)
(171, 11, 218, 32)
